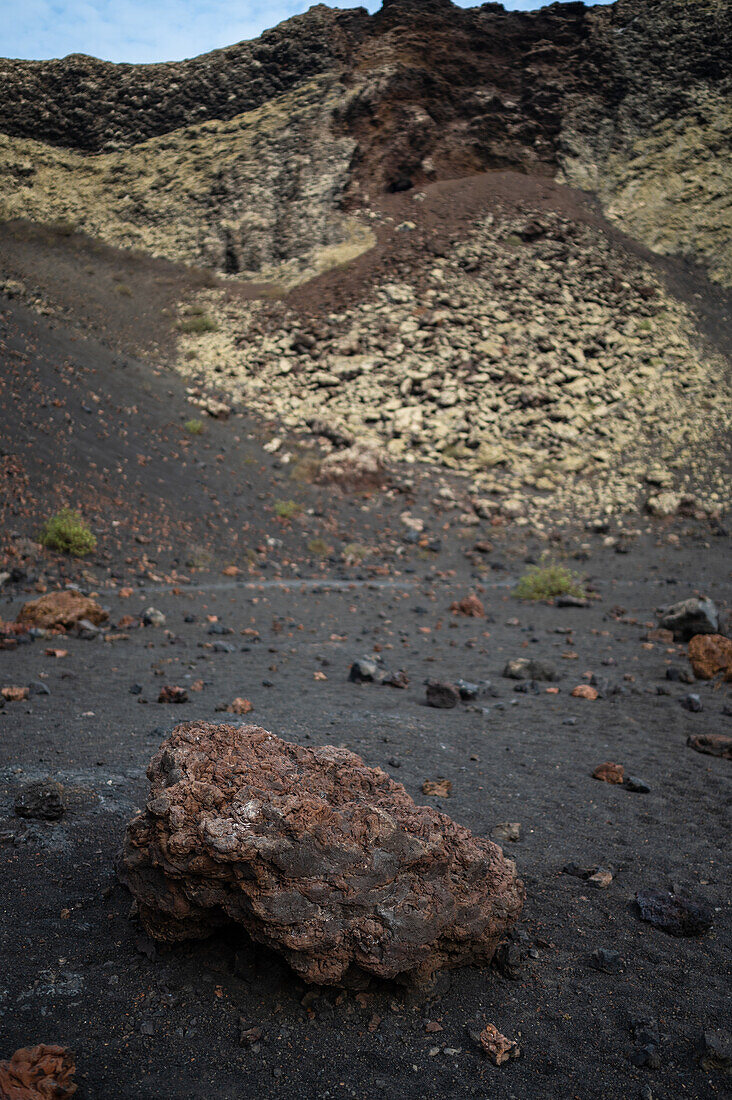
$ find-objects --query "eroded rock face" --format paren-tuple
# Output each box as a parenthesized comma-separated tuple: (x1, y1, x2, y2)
(16, 590, 108, 630)
(119, 722, 524, 985)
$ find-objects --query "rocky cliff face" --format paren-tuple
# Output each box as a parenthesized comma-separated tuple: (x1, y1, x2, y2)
(0, 0, 729, 283)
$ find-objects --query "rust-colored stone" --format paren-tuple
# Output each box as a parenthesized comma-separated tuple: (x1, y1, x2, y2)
(2, 685, 29, 701)
(157, 685, 188, 704)
(687, 734, 732, 760)
(119, 722, 524, 985)
(450, 594, 485, 617)
(421, 779, 452, 797)
(16, 590, 107, 630)
(688, 634, 732, 681)
(0, 1044, 77, 1099)
(571, 684, 598, 700)
(592, 762, 624, 784)
(478, 1024, 520, 1065)
(227, 698, 253, 715)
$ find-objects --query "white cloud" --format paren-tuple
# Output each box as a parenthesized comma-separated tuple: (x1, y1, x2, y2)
(3, 1, 611, 64)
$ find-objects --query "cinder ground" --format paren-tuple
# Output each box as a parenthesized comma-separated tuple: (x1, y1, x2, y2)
(0, 185, 730, 1099)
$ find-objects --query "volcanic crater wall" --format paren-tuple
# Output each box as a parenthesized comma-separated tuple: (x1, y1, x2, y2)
(0, 0, 730, 282)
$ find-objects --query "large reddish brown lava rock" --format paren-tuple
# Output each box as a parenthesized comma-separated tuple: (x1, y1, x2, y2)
(119, 722, 524, 985)
(16, 590, 107, 630)
(688, 634, 732, 681)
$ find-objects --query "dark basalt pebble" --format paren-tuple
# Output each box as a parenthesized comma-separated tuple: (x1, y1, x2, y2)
(14, 778, 66, 821)
(635, 889, 712, 936)
(425, 681, 460, 708)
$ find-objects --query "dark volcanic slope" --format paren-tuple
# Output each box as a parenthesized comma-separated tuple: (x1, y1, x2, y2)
(0, 5, 366, 151)
(1, 0, 729, 177)
(1, 0, 729, 284)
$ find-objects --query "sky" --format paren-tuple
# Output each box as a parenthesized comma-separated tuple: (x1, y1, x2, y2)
(3, 1, 612, 64)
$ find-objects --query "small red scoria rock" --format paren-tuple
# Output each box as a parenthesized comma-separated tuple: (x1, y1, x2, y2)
(450, 594, 485, 617)
(592, 762, 625, 784)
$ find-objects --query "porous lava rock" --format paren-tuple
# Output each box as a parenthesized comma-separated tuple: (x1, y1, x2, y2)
(119, 722, 524, 985)
(16, 590, 108, 631)
(688, 634, 732, 681)
(450, 595, 485, 617)
(0, 1044, 77, 1099)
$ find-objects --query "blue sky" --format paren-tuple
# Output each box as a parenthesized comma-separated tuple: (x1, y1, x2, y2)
(3, 1, 612, 64)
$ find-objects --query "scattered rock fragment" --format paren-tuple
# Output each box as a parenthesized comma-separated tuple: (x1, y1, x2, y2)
(555, 594, 588, 608)
(157, 685, 188, 704)
(493, 938, 525, 980)
(142, 607, 166, 627)
(450, 595, 484, 617)
(16, 590, 108, 630)
(503, 659, 558, 682)
(317, 442, 384, 491)
(422, 779, 452, 798)
(0, 1044, 77, 1099)
(226, 698, 253, 715)
(629, 1010, 661, 1069)
(477, 1024, 520, 1065)
(455, 679, 481, 701)
(571, 684, 598, 700)
(624, 776, 651, 793)
(592, 762, 624, 784)
(1, 686, 29, 702)
(646, 491, 681, 517)
(687, 733, 732, 760)
(688, 634, 732, 681)
(348, 657, 408, 688)
(490, 822, 521, 845)
(589, 947, 622, 973)
(635, 888, 713, 936)
(665, 666, 694, 684)
(14, 779, 65, 821)
(698, 1028, 732, 1073)
(680, 693, 702, 712)
(349, 657, 379, 683)
(426, 681, 460, 708)
(658, 597, 718, 641)
(587, 868, 613, 889)
(119, 723, 524, 984)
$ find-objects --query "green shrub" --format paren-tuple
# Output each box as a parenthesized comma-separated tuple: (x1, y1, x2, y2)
(184, 418, 204, 435)
(274, 499, 300, 520)
(39, 509, 97, 557)
(307, 537, 330, 556)
(514, 562, 585, 601)
(179, 313, 218, 335)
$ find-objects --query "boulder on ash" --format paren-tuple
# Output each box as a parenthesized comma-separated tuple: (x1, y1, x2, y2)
(119, 722, 524, 985)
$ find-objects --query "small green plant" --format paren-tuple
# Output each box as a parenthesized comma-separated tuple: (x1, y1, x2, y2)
(115, 282, 132, 297)
(38, 509, 97, 557)
(274, 499, 300, 520)
(342, 542, 369, 564)
(514, 562, 585, 602)
(307, 537, 330, 556)
(290, 456, 322, 484)
(179, 313, 218, 335)
(184, 418, 205, 435)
